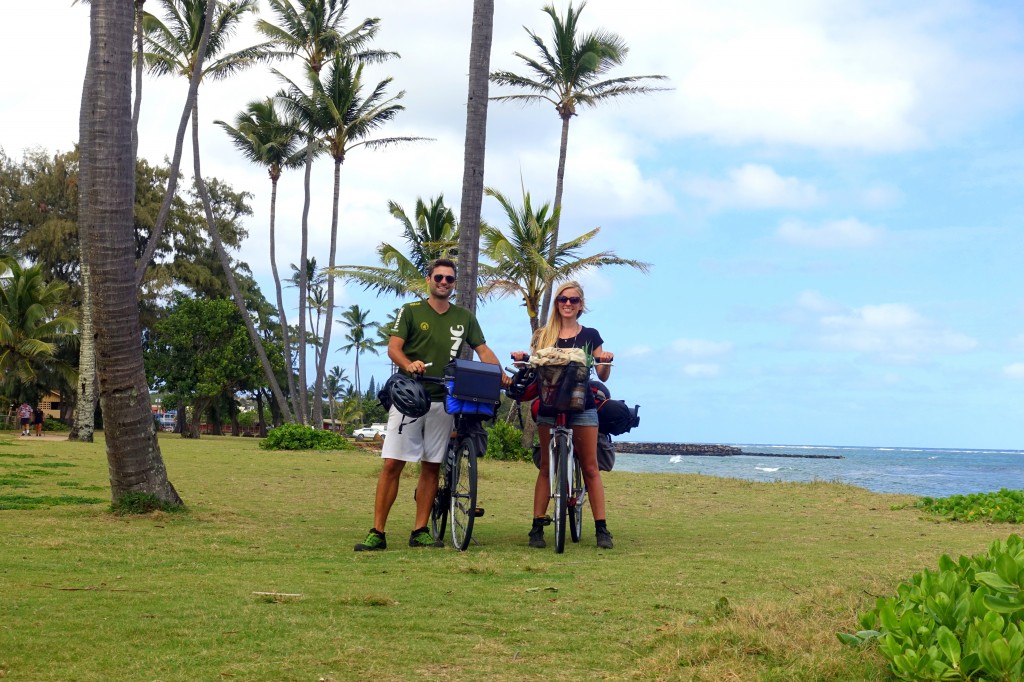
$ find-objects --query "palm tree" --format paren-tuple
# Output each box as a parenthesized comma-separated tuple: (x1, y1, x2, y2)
(78, 0, 181, 505)
(480, 186, 650, 332)
(489, 1, 668, 321)
(141, 0, 292, 422)
(278, 54, 423, 427)
(257, 0, 393, 425)
(256, 0, 390, 74)
(324, 364, 350, 429)
(334, 195, 458, 299)
(457, 0, 495, 320)
(135, 0, 271, 284)
(0, 262, 77, 403)
(338, 304, 379, 406)
(215, 98, 303, 418)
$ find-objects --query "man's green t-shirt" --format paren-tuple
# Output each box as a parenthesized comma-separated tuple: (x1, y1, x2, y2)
(391, 300, 486, 400)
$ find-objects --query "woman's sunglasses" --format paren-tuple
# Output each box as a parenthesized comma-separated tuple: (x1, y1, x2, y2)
(556, 296, 582, 305)
(432, 274, 456, 284)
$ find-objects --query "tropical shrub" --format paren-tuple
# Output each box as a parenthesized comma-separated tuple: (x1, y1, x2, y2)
(43, 417, 69, 432)
(485, 420, 531, 462)
(915, 489, 1024, 523)
(839, 534, 1024, 680)
(260, 424, 353, 451)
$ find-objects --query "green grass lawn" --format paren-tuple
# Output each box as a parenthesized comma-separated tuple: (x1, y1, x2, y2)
(0, 432, 1019, 681)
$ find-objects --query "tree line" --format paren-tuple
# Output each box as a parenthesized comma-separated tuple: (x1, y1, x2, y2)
(3, 0, 665, 508)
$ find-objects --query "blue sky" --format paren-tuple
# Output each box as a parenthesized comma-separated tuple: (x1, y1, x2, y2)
(3, 0, 1024, 449)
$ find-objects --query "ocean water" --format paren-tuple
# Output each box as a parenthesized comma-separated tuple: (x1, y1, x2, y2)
(613, 444, 1024, 498)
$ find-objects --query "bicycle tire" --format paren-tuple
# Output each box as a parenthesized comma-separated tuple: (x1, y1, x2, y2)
(553, 431, 569, 553)
(449, 436, 478, 551)
(429, 443, 453, 543)
(568, 454, 586, 543)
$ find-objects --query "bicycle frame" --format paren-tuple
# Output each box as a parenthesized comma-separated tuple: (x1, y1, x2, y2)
(412, 373, 490, 552)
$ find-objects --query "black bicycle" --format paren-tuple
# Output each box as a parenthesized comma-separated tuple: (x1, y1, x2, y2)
(417, 362, 500, 551)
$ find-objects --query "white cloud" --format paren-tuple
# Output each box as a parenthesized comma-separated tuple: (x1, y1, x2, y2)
(1004, 363, 1024, 379)
(672, 338, 734, 357)
(684, 363, 720, 378)
(860, 184, 904, 209)
(777, 217, 883, 248)
(684, 164, 821, 209)
(796, 290, 844, 315)
(817, 303, 977, 357)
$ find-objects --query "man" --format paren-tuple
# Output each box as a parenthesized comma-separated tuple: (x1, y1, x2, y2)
(17, 402, 32, 436)
(355, 258, 509, 551)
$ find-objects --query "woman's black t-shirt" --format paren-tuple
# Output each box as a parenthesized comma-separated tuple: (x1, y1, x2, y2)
(553, 326, 604, 409)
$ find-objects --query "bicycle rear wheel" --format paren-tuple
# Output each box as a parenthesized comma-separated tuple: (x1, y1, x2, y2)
(568, 454, 586, 543)
(552, 431, 569, 553)
(430, 444, 453, 543)
(449, 436, 478, 551)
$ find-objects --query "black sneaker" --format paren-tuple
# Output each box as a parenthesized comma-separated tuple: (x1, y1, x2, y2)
(529, 519, 547, 548)
(596, 527, 614, 549)
(409, 527, 443, 548)
(354, 529, 387, 551)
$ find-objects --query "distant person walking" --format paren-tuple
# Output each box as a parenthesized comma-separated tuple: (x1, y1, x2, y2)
(33, 407, 44, 437)
(17, 402, 32, 436)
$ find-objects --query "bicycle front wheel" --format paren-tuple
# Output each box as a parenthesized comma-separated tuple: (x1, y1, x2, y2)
(552, 431, 569, 553)
(568, 454, 586, 543)
(449, 437, 478, 551)
(430, 445, 452, 543)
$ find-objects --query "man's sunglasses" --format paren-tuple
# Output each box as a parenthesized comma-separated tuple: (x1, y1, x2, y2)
(556, 296, 582, 305)
(432, 274, 456, 284)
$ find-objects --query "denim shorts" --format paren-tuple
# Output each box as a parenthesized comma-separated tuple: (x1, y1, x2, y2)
(536, 407, 599, 428)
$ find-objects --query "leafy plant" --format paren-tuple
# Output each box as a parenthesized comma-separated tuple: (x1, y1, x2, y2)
(840, 534, 1024, 680)
(259, 423, 354, 451)
(43, 417, 70, 432)
(915, 489, 1024, 523)
(485, 420, 531, 462)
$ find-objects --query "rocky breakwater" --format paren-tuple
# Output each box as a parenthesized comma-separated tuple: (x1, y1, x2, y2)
(614, 442, 843, 460)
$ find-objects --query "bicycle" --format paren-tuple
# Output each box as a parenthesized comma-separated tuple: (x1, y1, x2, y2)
(510, 355, 611, 553)
(413, 365, 499, 552)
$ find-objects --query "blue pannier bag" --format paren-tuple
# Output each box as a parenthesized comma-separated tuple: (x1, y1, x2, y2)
(444, 359, 501, 416)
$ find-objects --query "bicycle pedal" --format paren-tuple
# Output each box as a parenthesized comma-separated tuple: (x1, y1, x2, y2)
(473, 507, 485, 517)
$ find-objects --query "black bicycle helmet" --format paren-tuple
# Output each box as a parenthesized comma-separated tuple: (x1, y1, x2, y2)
(388, 373, 430, 418)
(506, 366, 538, 401)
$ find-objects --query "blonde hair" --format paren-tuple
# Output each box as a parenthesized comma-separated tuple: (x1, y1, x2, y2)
(532, 281, 586, 351)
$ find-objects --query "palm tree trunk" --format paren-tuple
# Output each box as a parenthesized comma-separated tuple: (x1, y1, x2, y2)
(255, 390, 267, 437)
(79, 0, 180, 506)
(268, 175, 299, 417)
(296, 140, 315, 424)
(311, 160, 343, 428)
(134, 0, 214, 288)
(190, 103, 294, 423)
(68, 258, 96, 442)
(131, 0, 145, 160)
(457, 0, 494, 321)
(538, 114, 572, 323)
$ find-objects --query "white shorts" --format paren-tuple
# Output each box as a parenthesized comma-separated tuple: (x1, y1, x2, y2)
(380, 403, 453, 463)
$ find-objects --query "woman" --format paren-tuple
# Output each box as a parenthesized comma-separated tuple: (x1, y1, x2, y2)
(512, 281, 614, 549)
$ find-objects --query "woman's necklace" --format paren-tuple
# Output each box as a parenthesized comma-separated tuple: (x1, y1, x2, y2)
(560, 324, 582, 343)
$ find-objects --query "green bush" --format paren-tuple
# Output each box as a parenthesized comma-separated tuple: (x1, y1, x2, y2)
(839, 534, 1024, 680)
(485, 420, 531, 462)
(43, 417, 69, 432)
(915, 489, 1024, 523)
(259, 423, 353, 451)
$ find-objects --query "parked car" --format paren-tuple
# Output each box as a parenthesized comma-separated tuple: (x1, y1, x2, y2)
(352, 423, 387, 441)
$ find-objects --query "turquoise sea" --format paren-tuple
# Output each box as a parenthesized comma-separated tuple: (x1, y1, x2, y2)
(614, 444, 1024, 498)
